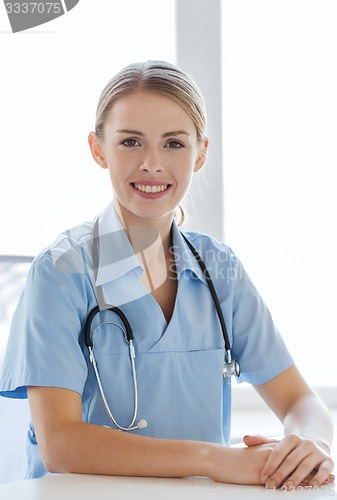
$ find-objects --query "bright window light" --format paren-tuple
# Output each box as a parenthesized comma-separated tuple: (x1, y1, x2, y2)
(0, 0, 175, 256)
(222, 1, 337, 387)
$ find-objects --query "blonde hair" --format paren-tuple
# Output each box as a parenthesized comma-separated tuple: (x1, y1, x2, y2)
(95, 60, 207, 142)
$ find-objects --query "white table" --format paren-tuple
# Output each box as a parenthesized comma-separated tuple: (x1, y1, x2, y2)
(0, 473, 335, 500)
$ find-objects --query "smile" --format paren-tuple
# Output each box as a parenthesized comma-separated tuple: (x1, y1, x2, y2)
(133, 183, 169, 194)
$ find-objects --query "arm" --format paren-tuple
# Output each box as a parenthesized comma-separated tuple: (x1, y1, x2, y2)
(27, 386, 277, 484)
(249, 365, 334, 489)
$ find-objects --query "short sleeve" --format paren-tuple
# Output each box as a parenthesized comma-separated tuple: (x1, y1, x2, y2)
(0, 247, 94, 399)
(229, 250, 294, 385)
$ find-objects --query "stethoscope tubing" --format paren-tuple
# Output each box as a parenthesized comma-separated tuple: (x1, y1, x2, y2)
(85, 305, 133, 348)
(88, 340, 140, 431)
(85, 222, 240, 431)
(180, 233, 231, 353)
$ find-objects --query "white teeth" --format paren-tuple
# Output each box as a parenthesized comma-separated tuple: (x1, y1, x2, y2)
(134, 184, 168, 194)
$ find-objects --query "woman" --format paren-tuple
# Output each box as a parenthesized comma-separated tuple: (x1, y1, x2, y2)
(0, 60, 334, 488)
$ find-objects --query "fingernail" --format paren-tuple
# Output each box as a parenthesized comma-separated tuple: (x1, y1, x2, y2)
(283, 480, 293, 490)
(266, 479, 276, 489)
(261, 474, 269, 483)
(310, 480, 318, 487)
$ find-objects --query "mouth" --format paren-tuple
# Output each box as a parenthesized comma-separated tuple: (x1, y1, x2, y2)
(132, 183, 170, 194)
(130, 181, 173, 199)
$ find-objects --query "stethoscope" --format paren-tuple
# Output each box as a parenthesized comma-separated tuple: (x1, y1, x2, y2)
(84, 219, 240, 432)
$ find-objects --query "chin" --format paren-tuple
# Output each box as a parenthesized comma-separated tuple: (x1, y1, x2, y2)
(115, 199, 174, 223)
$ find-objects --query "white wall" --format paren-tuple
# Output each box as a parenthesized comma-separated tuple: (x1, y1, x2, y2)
(221, 0, 337, 387)
(0, 0, 175, 256)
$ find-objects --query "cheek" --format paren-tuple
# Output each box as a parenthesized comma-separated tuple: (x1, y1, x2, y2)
(174, 155, 197, 179)
(106, 154, 130, 175)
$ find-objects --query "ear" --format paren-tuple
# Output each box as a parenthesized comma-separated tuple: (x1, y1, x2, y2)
(88, 132, 107, 169)
(193, 137, 209, 173)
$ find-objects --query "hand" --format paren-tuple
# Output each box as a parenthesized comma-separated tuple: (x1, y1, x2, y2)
(243, 434, 335, 489)
(208, 440, 278, 485)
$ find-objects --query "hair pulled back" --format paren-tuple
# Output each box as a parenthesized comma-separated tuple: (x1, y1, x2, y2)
(95, 60, 207, 143)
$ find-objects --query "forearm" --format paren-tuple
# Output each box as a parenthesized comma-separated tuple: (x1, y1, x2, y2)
(283, 393, 334, 453)
(42, 421, 216, 478)
(28, 387, 272, 484)
(40, 421, 272, 485)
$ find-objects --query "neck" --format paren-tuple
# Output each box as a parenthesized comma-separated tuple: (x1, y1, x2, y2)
(113, 199, 174, 264)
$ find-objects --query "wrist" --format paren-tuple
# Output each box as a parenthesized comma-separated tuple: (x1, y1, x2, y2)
(189, 442, 218, 478)
(200, 442, 234, 482)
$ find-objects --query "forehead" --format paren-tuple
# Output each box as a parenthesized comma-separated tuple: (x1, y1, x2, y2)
(104, 91, 196, 133)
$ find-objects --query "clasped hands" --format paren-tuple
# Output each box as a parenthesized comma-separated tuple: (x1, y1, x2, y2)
(243, 434, 335, 490)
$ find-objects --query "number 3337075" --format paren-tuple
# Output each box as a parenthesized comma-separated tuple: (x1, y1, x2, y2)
(5, 3, 62, 14)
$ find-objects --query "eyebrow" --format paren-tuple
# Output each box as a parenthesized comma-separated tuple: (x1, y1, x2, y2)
(115, 129, 190, 138)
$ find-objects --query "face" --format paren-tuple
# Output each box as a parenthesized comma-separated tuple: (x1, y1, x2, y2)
(89, 91, 208, 225)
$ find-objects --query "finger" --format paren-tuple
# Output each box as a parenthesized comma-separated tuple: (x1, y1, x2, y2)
(322, 474, 335, 484)
(280, 454, 324, 489)
(299, 469, 317, 485)
(280, 452, 334, 489)
(264, 446, 314, 489)
(308, 460, 335, 487)
(262, 439, 319, 488)
(299, 473, 335, 486)
(243, 434, 279, 447)
(261, 436, 299, 483)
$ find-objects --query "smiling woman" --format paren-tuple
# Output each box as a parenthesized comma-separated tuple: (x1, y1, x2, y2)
(0, 60, 334, 489)
(0, 0, 332, 487)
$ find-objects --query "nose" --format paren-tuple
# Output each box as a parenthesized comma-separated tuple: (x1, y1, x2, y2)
(140, 148, 163, 173)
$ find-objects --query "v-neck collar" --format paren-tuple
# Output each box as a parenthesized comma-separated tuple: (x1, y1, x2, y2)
(94, 203, 207, 289)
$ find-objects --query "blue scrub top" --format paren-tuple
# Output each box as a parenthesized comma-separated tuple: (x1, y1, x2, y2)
(0, 202, 294, 479)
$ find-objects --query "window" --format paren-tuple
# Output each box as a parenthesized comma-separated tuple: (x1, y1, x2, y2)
(0, 0, 175, 256)
(222, 1, 337, 387)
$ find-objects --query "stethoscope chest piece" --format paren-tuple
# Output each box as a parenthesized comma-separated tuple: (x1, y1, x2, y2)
(223, 359, 241, 383)
(223, 348, 240, 383)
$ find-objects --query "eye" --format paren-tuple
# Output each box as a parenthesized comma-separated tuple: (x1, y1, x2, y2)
(121, 138, 141, 147)
(166, 140, 184, 149)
